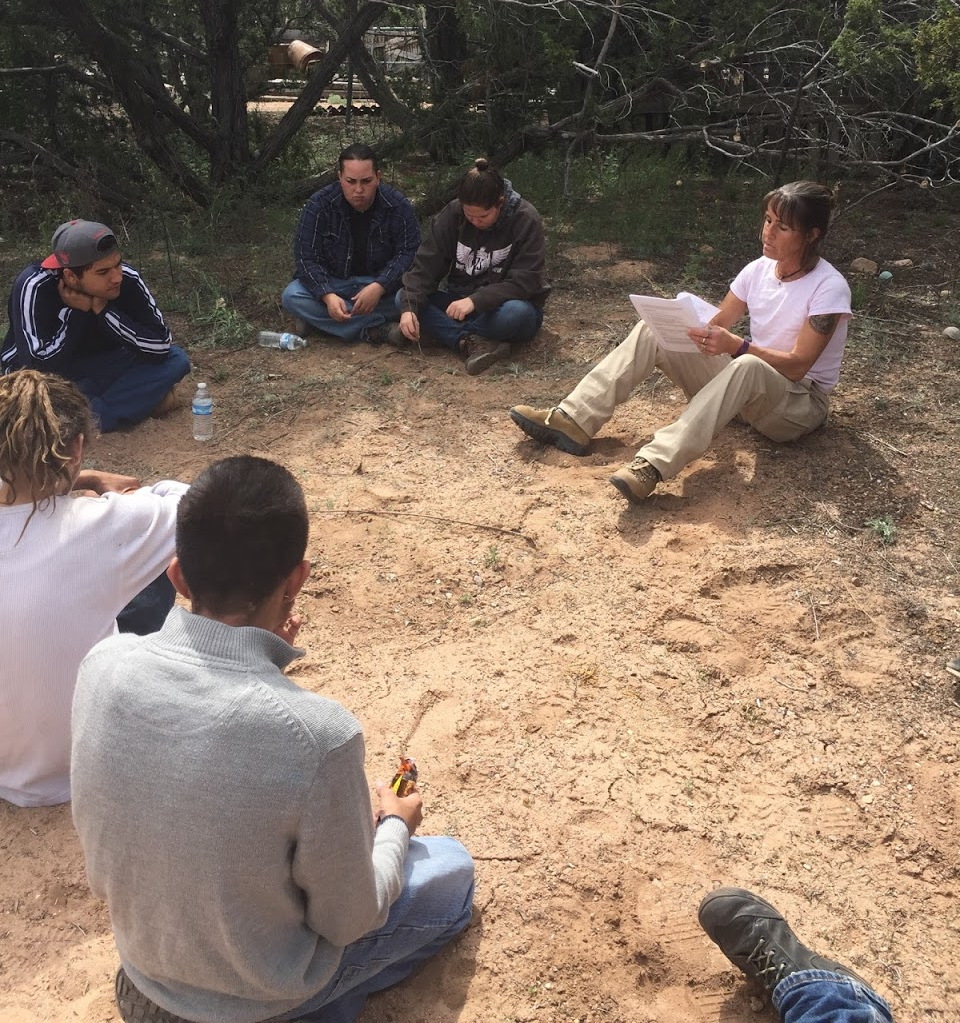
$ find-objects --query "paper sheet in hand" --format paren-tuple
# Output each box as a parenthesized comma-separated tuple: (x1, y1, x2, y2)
(628, 292, 720, 352)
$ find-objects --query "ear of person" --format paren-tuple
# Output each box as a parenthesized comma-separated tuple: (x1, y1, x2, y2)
(167, 558, 192, 600)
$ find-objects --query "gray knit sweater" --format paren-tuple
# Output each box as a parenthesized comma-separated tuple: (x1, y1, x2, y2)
(71, 607, 409, 1023)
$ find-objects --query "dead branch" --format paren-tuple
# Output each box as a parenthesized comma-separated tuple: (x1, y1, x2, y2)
(323, 508, 538, 548)
(251, 1, 387, 175)
(0, 130, 133, 208)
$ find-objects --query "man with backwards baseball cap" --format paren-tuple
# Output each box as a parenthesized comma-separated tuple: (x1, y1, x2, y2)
(1, 219, 190, 431)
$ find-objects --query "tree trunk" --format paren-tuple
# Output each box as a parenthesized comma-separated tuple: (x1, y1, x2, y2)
(346, 39, 415, 129)
(199, 0, 250, 182)
(422, 0, 467, 101)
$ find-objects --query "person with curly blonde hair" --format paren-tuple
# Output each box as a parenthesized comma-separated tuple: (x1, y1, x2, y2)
(0, 370, 186, 806)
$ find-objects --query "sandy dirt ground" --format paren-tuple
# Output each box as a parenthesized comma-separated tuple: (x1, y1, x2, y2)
(2, 244, 959, 1023)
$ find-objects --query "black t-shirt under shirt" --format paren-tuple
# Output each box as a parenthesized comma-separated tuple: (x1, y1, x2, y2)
(348, 194, 378, 277)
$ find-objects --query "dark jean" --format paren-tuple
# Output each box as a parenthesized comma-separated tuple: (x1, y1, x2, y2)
(74, 345, 190, 432)
(281, 277, 399, 342)
(397, 289, 543, 351)
(277, 836, 474, 1023)
(774, 970, 894, 1023)
(117, 572, 176, 636)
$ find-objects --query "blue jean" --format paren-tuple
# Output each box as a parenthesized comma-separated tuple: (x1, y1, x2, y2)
(74, 346, 190, 432)
(281, 277, 400, 343)
(277, 836, 474, 1023)
(117, 572, 176, 636)
(775, 970, 894, 1023)
(397, 289, 543, 352)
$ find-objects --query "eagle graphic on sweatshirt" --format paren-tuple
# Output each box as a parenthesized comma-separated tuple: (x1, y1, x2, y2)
(456, 241, 513, 277)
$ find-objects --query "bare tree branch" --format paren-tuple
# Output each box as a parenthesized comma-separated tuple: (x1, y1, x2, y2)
(251, 1, 387, 175)
(307, 0, 416, 128)
(0, 129, 133, 208)
(112, 16, 210, 64)
(0, 63, 111, 91)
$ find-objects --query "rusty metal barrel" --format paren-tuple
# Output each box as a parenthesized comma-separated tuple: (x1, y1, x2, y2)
(288, 39, 325, 72)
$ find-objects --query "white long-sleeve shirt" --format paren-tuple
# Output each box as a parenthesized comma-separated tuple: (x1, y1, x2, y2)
(0, 481, 187, 806)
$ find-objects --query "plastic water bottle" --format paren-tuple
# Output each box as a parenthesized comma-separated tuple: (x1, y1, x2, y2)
(192, 383, 214, 441)
(258, 331, 307, 350)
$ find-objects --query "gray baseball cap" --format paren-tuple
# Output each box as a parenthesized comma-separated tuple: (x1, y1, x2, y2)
(41, 220, 118, 270)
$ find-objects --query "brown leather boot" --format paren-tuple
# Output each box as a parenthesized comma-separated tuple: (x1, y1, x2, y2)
(149, 387, 179, 418)
(509, 405, 591, 455)
(608, 457, 662, 504)
(461, 334, 510, 375)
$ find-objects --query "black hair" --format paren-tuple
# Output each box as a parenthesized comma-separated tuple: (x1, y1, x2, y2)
(762, 180, 835, 264)
(338, 143, 380, 173)
(457, 158, 505, 209)
(176, 456, 308, 616)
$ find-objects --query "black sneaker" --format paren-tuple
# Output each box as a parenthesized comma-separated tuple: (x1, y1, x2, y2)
(947, 656, 960, 679)
(698, 887, 865, 994)
(115, 968, 190, 1022)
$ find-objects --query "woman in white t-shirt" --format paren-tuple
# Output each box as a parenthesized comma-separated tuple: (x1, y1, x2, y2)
(509, 180, 852, 503)
(0, 370, 186, 806)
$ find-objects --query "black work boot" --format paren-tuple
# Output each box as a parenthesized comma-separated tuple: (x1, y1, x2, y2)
(698, 887, 865, 994)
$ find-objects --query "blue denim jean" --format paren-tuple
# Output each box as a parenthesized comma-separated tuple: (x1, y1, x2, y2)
(397, 289, 543, 352)
(74, 346, 190, 432)
(276, 836, 474, 1023)
(774, 970, 894, 1023)
(116, 572, 176, 636)
(281, 277, 400, 343)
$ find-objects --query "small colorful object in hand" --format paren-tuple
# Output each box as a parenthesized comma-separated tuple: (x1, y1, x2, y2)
(390, 756, 418, 797)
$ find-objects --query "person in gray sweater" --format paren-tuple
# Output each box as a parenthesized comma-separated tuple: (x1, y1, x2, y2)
(71, 456, 474, 1023)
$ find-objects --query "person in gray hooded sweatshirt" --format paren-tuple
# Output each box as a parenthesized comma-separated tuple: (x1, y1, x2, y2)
(395, 158, 550, 375)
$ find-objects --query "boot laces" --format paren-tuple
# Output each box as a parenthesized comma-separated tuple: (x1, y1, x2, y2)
(628, 457, 659, 483)
(747, 940, 788, 991)
(465, 335, 493, 356)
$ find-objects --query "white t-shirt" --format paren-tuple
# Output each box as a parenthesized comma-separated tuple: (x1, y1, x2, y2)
(0, 482, 187, 807)
(731, 256, 852, 391)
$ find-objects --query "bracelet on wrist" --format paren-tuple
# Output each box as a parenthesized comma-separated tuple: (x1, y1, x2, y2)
(733, 335, 751, 358)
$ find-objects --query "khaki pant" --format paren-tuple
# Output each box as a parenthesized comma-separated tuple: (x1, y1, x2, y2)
(560, 321, 830, 480)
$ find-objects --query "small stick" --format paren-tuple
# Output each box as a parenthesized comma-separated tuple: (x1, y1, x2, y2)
(807, 594, 820, 641)
(867, 433, 909, 458)
(326, 508, 538, 548)
(774, 677, 810, 693)
(473, 852, 539, 861)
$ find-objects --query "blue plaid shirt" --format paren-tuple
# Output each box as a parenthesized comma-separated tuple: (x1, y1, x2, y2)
(292, 182, 420, 299)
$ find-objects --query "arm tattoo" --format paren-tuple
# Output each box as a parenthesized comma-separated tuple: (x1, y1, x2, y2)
(809, 313, 840, 337)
